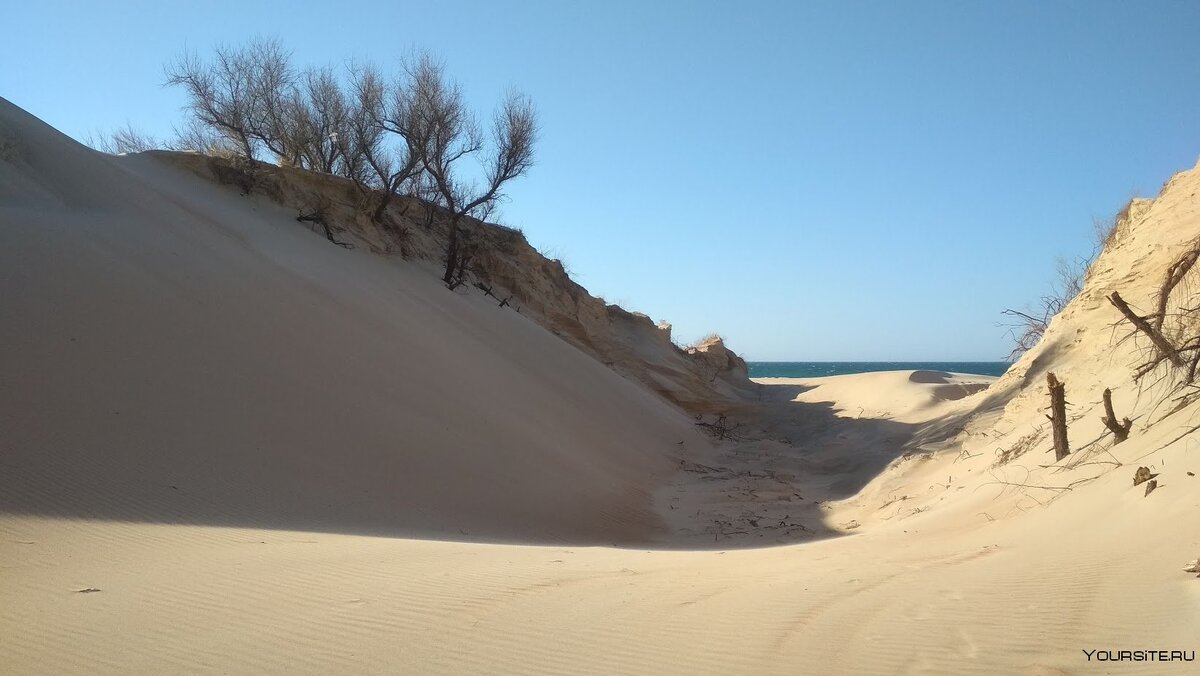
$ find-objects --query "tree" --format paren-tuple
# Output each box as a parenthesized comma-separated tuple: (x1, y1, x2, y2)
(164, 41, 539, 264)
(337, 62, 423, 224)
(293, 66, 350, 174)
(165, 38, 309, 165)
(170, 118, 236, 155)
(165, 42, 265, 159)
(405, 55, 538, 287)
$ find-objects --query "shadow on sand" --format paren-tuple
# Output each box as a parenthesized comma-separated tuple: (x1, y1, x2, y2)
(0, 378, 1015, 551)
(647, 380, 983, 549)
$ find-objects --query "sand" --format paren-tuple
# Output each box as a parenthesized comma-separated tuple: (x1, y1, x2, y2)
(3, 96, 1200, 674)
(7, 369, 1197, 675)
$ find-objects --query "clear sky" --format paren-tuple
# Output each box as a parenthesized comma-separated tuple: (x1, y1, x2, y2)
(3, 1, 1199, 360)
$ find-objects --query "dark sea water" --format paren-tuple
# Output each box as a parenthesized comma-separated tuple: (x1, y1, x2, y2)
(747, 361, 1011, 379)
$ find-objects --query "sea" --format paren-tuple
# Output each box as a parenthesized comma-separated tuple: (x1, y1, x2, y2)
(746, 361, 1011, 379)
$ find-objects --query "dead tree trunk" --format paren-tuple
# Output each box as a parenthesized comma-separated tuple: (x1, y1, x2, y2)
(371, 193, 393, 224)
(1046, 372, 1070, 461)
(1108, 291, 1185, 367)
(442, 217, 462, 287)
(1100, 387, 1132, 444)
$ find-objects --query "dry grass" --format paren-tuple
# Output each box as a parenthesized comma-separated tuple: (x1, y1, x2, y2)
(993, 429, 1044, 467)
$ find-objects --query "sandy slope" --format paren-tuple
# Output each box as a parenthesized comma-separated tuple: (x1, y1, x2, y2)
(4, 96, 1200, 674)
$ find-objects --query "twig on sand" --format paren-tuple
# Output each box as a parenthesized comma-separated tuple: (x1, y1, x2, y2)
(982, 478, 1091, 492)
(694, 414, 745, 441)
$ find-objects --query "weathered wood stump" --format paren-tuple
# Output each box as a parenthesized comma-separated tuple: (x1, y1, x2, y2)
(1046, 372, 1070, 461)
(1101, 388, 1133, 443)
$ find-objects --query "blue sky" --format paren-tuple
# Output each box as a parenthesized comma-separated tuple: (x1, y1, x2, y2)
(3, 1, 1198, 360)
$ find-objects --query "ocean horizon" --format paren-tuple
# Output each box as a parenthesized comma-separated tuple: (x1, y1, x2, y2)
(747, 361, 1011, 379)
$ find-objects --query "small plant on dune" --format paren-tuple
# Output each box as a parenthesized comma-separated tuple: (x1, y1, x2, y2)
(1001, 199, 1148, 361)
(1092, 197, 1139, 253)
(680, 333, 723, 352)
(86, 122, 162, 155)
(993, 429, 1043, 466)
(206, 154, 260, 196)
(1001, 256, 1088, 360)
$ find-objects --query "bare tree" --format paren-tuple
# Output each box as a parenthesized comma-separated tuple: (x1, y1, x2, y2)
(293, 66, 349, 174)
(169, 118, 236, 155)
(87, 123, 161, 154)
(405, 55, 538, 287)
(164, 41, 538, 260)
(165, 38, 307, 165)
(336, 62, 423, 224)
(244, 39, 301, 164)
(165, 44, 262, 158)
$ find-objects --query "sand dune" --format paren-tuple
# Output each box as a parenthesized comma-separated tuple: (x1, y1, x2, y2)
(0, 97, 710, 545)
(4, 96, 1200, 674)
(756, 369, 995, 422)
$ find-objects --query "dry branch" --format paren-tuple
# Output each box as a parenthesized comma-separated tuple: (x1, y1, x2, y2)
(296, 198, 353, 249)
(1154, 248, 1200, 330)
(1109, 291, 1185, 368)
(1101, 388, 1133, 443)
(695, 415, 744, 441)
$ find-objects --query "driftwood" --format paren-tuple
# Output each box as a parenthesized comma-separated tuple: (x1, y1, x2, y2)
(1046, 372, 1070, 461)
(1109, 291, 1185, 367)
(1100, 388, 1133, 443)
